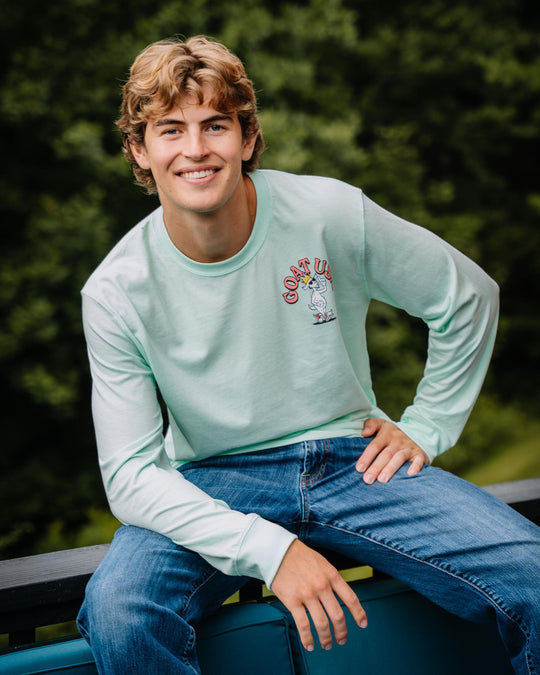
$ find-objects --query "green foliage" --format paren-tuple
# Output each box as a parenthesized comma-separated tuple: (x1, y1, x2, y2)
(35, 508, 120, 554)
(1, 0, 539, 557)
(460, 421, 540, 486)
(433, 396, 526, 477)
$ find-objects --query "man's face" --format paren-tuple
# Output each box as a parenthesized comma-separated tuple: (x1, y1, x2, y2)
(131, 89, 256, 223)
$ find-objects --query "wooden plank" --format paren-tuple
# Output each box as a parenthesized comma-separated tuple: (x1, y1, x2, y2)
(0, 544, 109, 636)
(482, 477, 540, 523)
(0, 544, 109, 609)
(0, 545, 109, 594)
(483, 477, 540, 503)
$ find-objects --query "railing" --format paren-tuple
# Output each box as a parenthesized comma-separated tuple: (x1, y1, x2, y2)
(1, 478, 539, 650)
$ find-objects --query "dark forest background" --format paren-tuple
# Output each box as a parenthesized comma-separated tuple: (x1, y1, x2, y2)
(1, 0, 539, 559)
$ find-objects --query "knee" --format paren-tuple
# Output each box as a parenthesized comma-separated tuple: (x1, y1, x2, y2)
(77, 571, 198, 671)
(78, 568, 194, 655)
(79, 535, 170, 628)
(78, 567, 135, 641)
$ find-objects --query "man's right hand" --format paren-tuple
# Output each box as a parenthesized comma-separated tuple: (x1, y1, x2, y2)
(270, 540, 368, 652)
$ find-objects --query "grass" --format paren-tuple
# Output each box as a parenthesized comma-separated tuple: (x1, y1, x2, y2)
(461, 421, 540, 486)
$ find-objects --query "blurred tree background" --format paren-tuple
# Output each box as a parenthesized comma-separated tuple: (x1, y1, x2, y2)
(1, 0, 539, 559)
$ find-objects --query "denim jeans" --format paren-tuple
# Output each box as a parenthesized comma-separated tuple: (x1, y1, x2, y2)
(77, 437, 540, 674)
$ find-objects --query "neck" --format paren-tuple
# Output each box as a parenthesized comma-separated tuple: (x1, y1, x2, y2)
(163, 176, 257, 263)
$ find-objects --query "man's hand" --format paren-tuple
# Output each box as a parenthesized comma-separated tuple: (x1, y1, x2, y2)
(356, 418, 429, 484)
(270, 540, 367, 652)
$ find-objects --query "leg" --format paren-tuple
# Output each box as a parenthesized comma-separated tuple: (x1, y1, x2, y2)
(77, 446, 306, 674)
(77, 525, 246, 674)
(301, 438, 540, 675)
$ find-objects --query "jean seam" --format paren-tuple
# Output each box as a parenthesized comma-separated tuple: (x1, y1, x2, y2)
(302, 440, 330, 486)
(320, 521, 534, 674)
(181, 568, 220, 616)
(179, 568, 224, 674)
(300, 478, 310, 536)
(77, 615, 91, 644)
(179, 625, 199, 674)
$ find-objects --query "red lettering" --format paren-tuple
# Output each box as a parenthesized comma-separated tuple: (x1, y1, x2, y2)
(283, 276, 299, 291)
(297, 258, 310, 274)
(314, 258, 326, 275)
(314, 258, 332, 282)
(283, 291, 298, 304)
(290, 266, 305, 280)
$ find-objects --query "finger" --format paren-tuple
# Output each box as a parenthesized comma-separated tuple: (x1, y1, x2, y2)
(355, 436, 387, 473)
(307, 600, 334, 650)
(407, 452, 427, 476)
(332, 578, 368, 633)
(371, 447, 428, 483)
(375, 449, 411, 483)
(318, 590, 349, 646)
(362, 417, 383, 438)
(289, 605, 316, 652)
(362, 447, 396, 483)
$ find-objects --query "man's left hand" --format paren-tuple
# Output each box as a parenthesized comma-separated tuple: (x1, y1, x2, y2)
(355, 418, 429, 484)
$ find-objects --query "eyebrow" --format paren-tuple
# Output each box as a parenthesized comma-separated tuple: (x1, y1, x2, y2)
(153, 114, 234, 128)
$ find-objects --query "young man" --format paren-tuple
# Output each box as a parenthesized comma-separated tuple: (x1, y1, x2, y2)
(77, 36, 540, 674)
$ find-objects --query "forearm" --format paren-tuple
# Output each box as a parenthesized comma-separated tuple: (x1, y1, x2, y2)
(362, 194, 499, 459)
(397, 273, 499, 459)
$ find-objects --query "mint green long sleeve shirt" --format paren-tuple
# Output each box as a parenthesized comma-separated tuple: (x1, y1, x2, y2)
(81, 170, 499, 587)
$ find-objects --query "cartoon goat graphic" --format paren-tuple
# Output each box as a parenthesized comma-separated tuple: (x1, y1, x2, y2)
(302, 273, 336, 324)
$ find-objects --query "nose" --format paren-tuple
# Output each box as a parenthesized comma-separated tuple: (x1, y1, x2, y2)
(183, 129, 208, 160)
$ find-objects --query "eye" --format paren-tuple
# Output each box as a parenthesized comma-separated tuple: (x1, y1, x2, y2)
(208, 123, 226, 133)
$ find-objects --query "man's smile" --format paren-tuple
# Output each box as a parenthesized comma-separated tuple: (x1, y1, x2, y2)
(177, 168, 219, 179)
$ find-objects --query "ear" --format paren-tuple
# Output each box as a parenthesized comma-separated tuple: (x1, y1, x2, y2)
(241, 131, 258, 162)
(130, 140, 151, 170)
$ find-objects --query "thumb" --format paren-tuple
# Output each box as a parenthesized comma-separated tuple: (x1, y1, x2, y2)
(362, 417, 383, 437)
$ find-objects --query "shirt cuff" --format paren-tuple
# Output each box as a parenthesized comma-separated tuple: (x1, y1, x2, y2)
(235, 515, 297, 588)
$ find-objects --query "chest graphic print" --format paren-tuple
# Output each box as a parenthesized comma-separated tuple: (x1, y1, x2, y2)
(282, 257, 336, 325)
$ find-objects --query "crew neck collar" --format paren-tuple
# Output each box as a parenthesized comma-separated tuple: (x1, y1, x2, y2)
(153, 171, 271, 277)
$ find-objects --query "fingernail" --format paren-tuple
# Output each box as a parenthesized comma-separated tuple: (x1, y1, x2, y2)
(378, 473, 388, 483)
(364, 473, 374, 484)
(306, 644, 314, 652)
(360, 618, 368, 628)
(356, 463, 365, 473)
(337, 638, 347, 646)
(323, 643, 332, 651)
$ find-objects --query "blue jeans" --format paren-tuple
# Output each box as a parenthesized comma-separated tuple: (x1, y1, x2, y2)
(77, 438, 540, 674)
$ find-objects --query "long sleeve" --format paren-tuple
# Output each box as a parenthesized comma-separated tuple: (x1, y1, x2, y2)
(362, 195, 499, 460)
(82, 293, 296, 587)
